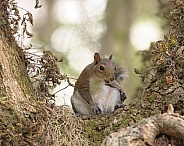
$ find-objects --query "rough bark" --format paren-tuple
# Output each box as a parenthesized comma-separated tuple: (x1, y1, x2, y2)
(0, 1, 48, 145)
(0, 32, 33, 101)
(0, 27, 47, 145)
(102, 112, 184, 146)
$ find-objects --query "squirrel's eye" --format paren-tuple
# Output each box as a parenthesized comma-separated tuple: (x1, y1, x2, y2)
(99, 65, 105, 71)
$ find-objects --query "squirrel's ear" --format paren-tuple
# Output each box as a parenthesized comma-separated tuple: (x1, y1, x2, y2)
(109, 54, 113, 60)
(94, 53, 101, 64)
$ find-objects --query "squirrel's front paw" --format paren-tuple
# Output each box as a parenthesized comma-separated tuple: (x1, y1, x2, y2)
(115, 103, 126, 110)
(91, 105, 101, 115)
(120, 91, 127, 102)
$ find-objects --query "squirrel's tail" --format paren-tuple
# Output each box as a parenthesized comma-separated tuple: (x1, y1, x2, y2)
(114, 64, 128, 84)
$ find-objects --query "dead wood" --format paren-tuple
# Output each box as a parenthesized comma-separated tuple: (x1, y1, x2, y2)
(102, 109, 184, 146)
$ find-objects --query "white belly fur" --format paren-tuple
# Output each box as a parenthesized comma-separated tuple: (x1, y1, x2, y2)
(89, 77, 120, 114)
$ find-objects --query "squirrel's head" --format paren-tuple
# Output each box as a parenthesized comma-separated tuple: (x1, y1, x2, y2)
(93, 53, 115, 83)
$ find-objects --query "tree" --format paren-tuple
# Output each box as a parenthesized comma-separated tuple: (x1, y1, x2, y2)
(100, 0, 138, 101)
(0, 0, 184, 146)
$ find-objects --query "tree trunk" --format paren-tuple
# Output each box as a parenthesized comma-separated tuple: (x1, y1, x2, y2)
(100, 0, 139, 101)
(0, 31, 33, 101)
(0, 1, 48, 145)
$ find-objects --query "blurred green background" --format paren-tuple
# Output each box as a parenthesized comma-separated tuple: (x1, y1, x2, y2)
(16, 0, 166, 105)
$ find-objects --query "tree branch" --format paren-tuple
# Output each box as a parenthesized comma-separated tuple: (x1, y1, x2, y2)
(102, 111, 184, 146)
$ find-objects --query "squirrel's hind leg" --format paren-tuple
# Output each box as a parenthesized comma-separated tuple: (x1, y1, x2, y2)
(71, 91, 94, 116)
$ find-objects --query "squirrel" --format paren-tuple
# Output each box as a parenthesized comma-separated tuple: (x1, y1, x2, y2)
(71, 53, 127, 116)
